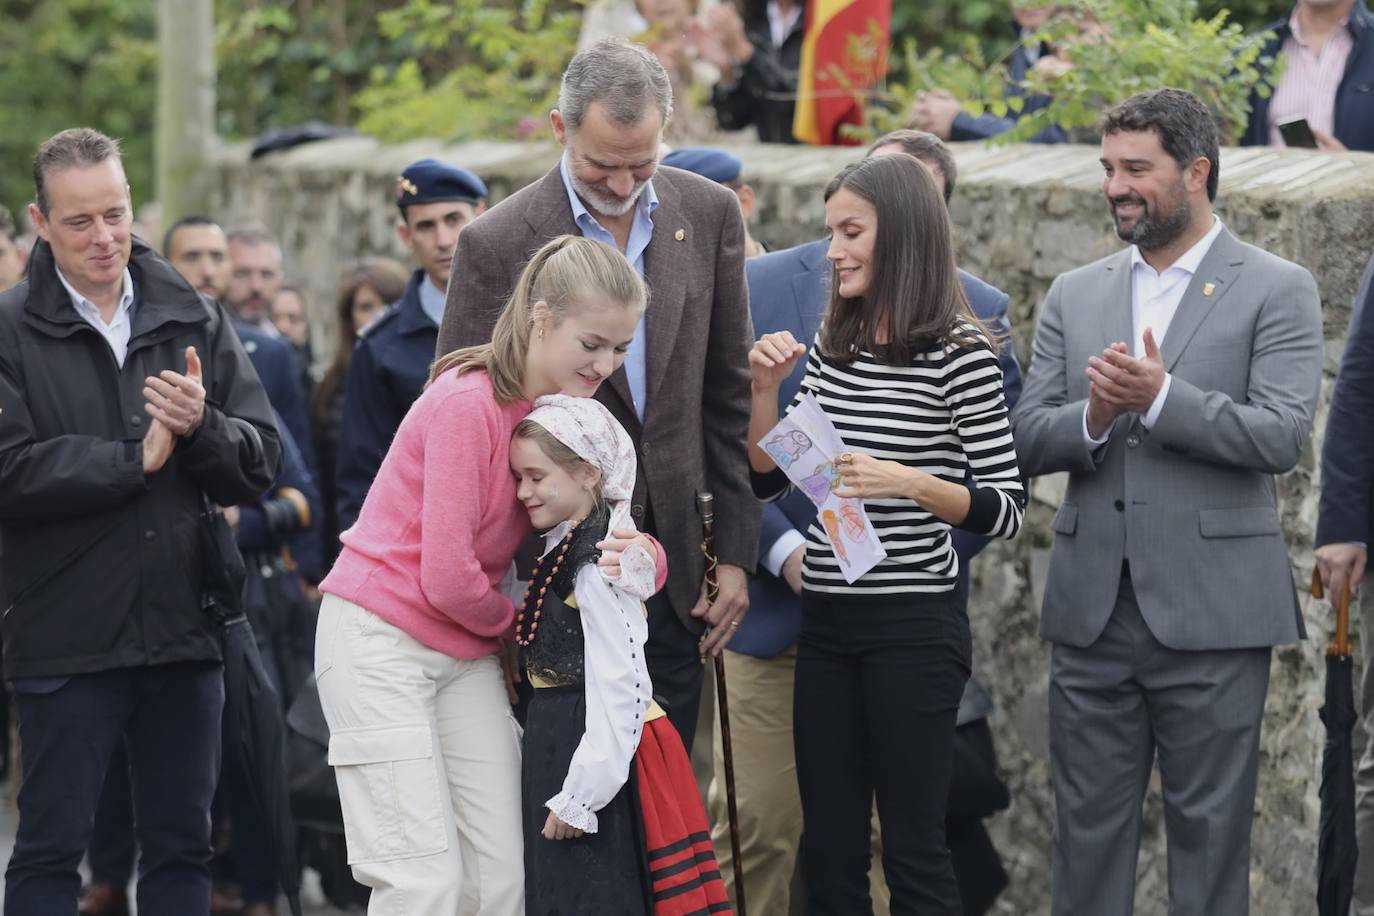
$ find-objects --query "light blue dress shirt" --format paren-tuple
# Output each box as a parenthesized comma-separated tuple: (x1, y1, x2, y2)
(417, 275, 446, 328)
(558, 153, 658, 422)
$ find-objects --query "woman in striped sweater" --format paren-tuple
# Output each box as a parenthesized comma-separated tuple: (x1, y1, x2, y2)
(747, 152, 1026, 915)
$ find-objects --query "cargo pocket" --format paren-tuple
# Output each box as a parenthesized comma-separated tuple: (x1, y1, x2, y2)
(314, 597, 342, 678)
(328, 723, 448, 864)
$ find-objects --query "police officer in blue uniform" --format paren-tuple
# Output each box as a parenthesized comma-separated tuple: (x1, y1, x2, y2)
(333, 159, 487, 535)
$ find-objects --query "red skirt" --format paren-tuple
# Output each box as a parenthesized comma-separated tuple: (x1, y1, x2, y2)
(635, 717, 733, 915)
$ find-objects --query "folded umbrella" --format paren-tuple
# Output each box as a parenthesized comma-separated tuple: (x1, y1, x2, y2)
(221, 613, 305, 916)
(1311, 567, 1358, 916)
(201, 498, 303, 916)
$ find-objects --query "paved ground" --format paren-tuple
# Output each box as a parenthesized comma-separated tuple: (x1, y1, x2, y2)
(0, 779, 356, 914)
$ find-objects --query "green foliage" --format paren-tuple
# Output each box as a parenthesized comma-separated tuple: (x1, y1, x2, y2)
(888, 0, 1290, 61)
(352, 0, 584, 144)
(213, 0, 423, 139)
(0, 0, 158, 217)
(875, 0, 1282, 145)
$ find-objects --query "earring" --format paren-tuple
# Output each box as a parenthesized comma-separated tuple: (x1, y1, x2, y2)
(538, 328, 545, 340)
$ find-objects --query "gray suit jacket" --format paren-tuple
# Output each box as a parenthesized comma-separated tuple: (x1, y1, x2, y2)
(436, 165, 760, 629)
(1011, 227, 1323, 650)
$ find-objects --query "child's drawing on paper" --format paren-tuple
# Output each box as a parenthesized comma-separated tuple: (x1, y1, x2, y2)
(821, 509, 848, 563)
(757, 395, 887, 583)
(800, 461, 840, 504)
(839, 500, 868, 543)
(763, 430, 812, 470)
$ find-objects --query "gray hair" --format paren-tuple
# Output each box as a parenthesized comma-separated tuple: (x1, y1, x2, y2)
(558, 38, 673, 131)
(226, 224, 284, 262)
(33, 128, 124, 216)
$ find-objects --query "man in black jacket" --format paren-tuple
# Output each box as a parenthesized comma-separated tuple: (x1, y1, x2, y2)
(0, 128, 280, 914)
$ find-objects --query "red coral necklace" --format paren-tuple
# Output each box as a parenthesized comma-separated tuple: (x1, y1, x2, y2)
(514, 520, 583, 648)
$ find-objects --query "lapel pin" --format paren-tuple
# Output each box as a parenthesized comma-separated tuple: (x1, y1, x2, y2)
(674, 228, 686, 241)
(1203, 282, 1216, 297)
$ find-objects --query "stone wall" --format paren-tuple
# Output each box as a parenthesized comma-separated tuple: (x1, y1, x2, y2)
(210, 138, 1374, 914)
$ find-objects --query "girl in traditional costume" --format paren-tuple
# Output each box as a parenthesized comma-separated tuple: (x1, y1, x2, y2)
(510, 394, 731, 916)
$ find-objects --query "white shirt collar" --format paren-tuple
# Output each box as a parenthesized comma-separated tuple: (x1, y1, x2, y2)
(1129, 215, 1225, 277)
(767, 1, 803, 48)
(54, 265, 134, 326)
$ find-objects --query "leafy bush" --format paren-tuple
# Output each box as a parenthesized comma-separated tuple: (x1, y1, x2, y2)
(352, 0, 583, 144)
(873, 0, 1282, 145)
(0, 0, 157, 217)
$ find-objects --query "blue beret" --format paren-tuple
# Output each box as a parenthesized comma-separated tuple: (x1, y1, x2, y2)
(395, 158, 488, 209)
(662, 147, 743, 185)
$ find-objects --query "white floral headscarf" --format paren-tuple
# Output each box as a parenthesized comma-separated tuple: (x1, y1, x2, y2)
(523, 394, 655, 598)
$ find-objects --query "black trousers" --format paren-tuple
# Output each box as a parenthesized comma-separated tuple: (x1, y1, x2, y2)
(4, 662, 223, 916)
(795, 590, 971, 916)
(638, 498, 706, 754)
(87, 689, 279, 906)
(644, 590, 705, 752)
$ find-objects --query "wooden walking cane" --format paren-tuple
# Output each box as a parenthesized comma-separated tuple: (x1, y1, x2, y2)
(1312, 567, 1353, 657)
(699, 492, 747, 916)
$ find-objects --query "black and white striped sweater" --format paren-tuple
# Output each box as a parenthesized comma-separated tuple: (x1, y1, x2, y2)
(755, 327, 1025, 596)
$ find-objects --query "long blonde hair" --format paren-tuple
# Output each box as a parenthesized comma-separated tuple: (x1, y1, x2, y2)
(430, 235, 647, 402)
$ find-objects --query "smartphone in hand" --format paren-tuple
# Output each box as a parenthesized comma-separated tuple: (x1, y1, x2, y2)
(1279, 116, 1319, 149)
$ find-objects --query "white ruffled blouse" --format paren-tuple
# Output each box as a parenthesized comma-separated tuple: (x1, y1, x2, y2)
(538, 521, 656, 834)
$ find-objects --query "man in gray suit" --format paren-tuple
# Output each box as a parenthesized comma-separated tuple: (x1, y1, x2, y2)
(437, 38, 758, 751)
(1012, 88, 1323, 914)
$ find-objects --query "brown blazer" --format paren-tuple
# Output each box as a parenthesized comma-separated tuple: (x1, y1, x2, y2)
(437, 164, 761, 629)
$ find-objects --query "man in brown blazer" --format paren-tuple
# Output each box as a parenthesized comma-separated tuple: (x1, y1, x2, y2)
(436, 37, 759, 750)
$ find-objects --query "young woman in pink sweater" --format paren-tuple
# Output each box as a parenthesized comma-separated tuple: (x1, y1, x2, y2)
(314, 235, 657, 914)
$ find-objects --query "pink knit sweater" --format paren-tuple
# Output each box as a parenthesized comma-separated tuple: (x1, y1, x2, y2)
(321, 368, 667, 661)
(321, 369, 533, 660)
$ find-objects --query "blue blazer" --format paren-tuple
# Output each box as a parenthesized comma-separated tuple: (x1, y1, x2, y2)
(334, 270, 437, 536)
(1318, 250, 1374, 548)
(1242, 0, 1374, 153)
(234, 318, 316, 476)
(730, 239, 1024, 659)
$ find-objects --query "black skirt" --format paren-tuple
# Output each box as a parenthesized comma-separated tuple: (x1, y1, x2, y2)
(522, 684, 651, 915)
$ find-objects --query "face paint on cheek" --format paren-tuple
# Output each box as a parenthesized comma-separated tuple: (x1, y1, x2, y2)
(547, 487, 560, 502)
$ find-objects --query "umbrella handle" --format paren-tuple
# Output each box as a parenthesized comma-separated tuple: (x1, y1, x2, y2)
(1312, 567, 1354, 658)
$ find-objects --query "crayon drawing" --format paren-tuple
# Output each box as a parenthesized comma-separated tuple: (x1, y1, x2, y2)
(821, 509, 848, 563)
(763, 429, 812, 470)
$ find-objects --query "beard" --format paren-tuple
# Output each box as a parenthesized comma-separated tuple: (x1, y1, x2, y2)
(570, 171, 649, 219)
(1110, 185, 1193, 252)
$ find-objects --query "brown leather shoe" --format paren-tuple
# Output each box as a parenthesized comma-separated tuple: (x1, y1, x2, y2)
(77, 883, 130, 916)
(242, 903, 277, 916)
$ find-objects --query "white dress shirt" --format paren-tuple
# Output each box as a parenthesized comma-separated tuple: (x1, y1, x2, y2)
(768, 0, 803, 49)
(1083, 217, 1225, 447)
(56, 266, 135, 368)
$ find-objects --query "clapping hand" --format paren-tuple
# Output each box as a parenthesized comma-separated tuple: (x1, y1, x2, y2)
(144, 346, 206, 437)
(1086, 329, 1164, 415)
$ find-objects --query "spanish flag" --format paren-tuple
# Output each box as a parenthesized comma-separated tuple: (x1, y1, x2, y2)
(792, 0, 892, 145)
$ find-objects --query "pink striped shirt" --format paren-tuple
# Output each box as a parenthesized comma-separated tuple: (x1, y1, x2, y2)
(1268, 11, 1353, 146)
